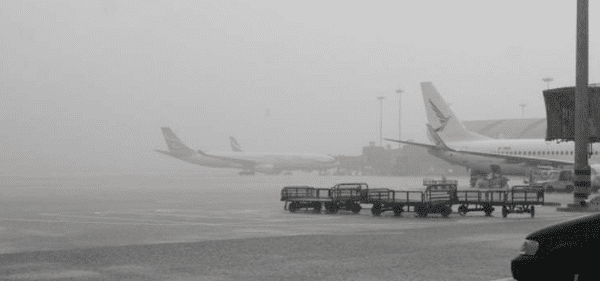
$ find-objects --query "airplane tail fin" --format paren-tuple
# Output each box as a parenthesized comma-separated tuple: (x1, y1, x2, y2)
(426, 124, 451, 150)
(160, 127, 196, 157)
(421, 82, 491, 142)
(230, 136, 243, 152)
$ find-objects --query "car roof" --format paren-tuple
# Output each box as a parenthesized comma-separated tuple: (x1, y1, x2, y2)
(526, 213, 600, 240)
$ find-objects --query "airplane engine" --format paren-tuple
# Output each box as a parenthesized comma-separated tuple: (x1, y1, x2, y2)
(254, 164, 280, 175)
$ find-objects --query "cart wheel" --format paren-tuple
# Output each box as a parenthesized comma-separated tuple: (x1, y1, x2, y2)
(483, 204, 493, 217)
(416, 206, 428, 218)
(325, 203, 336, 214)
(351, 203, 362, 214)
(371, 204, 383, 216)
(530, 206, 535, 218)
(393, 205, 403, 216)
(289, 202, 298, 213)
(441, 206, 452, 218)
(502, 206, 508, 218)
(314, 202, 322, 212)
(458, 205, 467, 216)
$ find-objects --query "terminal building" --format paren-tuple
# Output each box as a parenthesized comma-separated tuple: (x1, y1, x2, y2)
(335, 118, 547, 176)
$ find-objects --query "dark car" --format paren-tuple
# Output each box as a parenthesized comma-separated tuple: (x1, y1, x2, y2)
(511, 213, 600, 280)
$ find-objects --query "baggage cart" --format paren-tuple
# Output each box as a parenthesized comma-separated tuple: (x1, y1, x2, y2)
(501, 185, 544, 218)
(281, 186, 331, 212)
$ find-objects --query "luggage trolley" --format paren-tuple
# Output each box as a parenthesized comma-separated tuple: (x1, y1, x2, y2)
(367, 189, 425, 217)
(326, 183, 368, 214)
(419, 179, 457, 217)
(281, 186, 331, 212)
(367, 179, 457, 217)
(501, 185, 544, 218)
(455, 189, 509, 217)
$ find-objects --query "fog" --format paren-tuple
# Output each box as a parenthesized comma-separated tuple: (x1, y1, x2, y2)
(1, 0, 599, 176)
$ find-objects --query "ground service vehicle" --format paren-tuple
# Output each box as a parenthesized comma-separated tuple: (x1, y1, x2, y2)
(511, 213, 600, 280)
(536, 170, 574, 193)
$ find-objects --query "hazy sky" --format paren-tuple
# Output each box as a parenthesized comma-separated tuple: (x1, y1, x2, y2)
(1, 0, 599, 175)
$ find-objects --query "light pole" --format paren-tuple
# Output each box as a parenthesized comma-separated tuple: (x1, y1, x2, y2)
(377, 96, 385, 147)
(519, 103, 526, 119)
(542, 77, 554, 90)
(395, 89, 404, 148)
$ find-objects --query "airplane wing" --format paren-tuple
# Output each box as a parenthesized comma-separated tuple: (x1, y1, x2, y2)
(385, 138, 573, 167)
(383, 138, 438, 150)
(383, 124, 451, 150)
(197, 149, 257, 167)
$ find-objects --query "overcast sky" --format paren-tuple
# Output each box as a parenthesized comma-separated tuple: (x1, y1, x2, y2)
(1, 0, 599, 175)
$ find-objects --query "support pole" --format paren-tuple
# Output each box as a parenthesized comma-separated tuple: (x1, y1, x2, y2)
(574, 0, 590, 206)
(396, 89, 404, 148)
(377, 96, 385, 147)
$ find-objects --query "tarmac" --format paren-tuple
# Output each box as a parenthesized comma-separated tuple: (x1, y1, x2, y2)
(0, 174, 590, 280)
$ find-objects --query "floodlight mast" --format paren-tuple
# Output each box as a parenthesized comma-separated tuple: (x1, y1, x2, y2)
(519, 103, 526, 119)
(542, 77, 553, 90)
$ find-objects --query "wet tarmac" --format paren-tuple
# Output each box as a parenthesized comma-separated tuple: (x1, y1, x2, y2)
(0, 174, 586, 280)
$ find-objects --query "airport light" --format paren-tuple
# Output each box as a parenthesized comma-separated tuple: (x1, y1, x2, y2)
(519, 103, 526, 119)
(542, 77, 554, 90)
(396, 89, 404, 148)
(377, 96, 386, 147)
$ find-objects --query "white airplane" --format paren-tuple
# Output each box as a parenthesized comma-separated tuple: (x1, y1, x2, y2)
(156, 127, 338, 175)
(385, 82, 600, 188)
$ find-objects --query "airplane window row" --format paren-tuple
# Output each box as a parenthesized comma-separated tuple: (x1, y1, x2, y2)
(496, 150, 599, 156)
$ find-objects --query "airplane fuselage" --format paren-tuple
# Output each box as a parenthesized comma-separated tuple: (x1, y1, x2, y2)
(206, 151, 337, 170)
(160, 150, 337, 173)
(432, 138, 600, 176)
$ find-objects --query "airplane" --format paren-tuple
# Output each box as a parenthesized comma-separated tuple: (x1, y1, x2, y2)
(384, 82, 600, 188)
(156, 127, 338, 175)
(230, 136, 242, 152)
